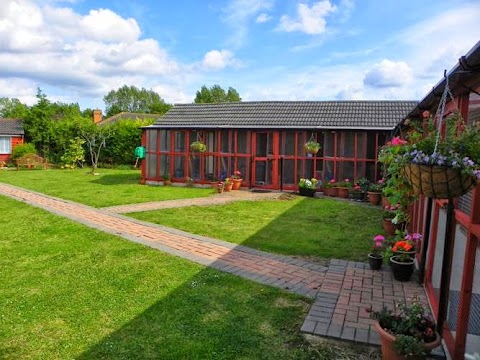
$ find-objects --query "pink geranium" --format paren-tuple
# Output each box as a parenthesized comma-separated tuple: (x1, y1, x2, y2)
(390, 137, 407, 146)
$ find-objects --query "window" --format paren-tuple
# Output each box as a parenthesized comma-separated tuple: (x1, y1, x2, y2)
(0, 137, 11, 154)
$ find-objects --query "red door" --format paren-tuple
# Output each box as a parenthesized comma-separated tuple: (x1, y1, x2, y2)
(252, 132, 279, 189)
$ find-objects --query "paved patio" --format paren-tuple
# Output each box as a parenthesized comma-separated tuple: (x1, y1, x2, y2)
(0, 183, 432, 349)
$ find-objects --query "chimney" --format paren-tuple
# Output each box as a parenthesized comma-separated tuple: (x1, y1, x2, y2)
(93, 109, 103, 124)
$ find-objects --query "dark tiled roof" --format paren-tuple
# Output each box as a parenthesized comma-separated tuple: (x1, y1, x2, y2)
(99, 112, 161, 124)
(149, 101, 418, 130)
(0, 118, 24, 135)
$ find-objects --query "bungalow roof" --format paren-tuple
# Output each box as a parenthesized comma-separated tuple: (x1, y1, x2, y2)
(0, 118, 24, 135)
(147, 100, 418, 130)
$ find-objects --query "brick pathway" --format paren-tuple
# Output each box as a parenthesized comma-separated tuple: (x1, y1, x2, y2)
(0, 183, 431, 348)
(102, 190, 282, 213)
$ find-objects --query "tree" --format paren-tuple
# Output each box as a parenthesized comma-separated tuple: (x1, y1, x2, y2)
(81, 123, 112, 174)
(103, 85, 171, 117)
(0, 97, 29, 118)
(194, 85, 241, 103)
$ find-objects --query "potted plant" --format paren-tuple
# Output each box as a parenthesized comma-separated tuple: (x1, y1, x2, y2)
(368, 180, 384, 205)
(323, 179, 338, 197)
(190, 140, 207, 153)
(336, 179, 353, 198)
(369, 297, 441, 360)
(231, 170, 243, 190)
(390, 236, 418, 282)
(349, 183, 364, 201)
(162, 174, 171, 186)
(304, 140, 321, 155)
(298, 178, 318, 197)
(216, 181, 224, 193)
(223, 177, 233, 192)
(369, 235, 385, 270)
(185, 176, 194, 187)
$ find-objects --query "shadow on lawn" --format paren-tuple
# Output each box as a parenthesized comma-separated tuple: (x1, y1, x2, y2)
(75, 268, 309, 359)
(89, 173, 141, 186)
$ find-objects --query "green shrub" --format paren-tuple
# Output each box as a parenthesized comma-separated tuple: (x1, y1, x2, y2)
(11, 143, 37, 160)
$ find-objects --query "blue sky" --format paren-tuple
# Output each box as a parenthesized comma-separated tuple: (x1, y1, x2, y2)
(1, 0, 479, 112)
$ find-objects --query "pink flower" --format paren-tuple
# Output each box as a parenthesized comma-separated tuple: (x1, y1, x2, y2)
(345, 179, 350, 182)
(422, 110, 431, 119)
(330, 179, 336, 183)
(412, 233, 422, 241)
(374, 235, 385, 242)
(391, 137, 407, 146)
(354, 185, 360, 190)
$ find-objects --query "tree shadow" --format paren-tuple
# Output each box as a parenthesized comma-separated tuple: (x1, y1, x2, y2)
(89, 173, 141, 186)
(76, 266, 310, 360)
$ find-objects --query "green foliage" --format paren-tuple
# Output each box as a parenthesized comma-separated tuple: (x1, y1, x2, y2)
(99, 118, 155, 165)
(194, 85, 241, 103)
(103, 85, 171, 117)
(22, 89, 92, 163)
(393, 335, 426, 358)
(11, 143, 37, 160)
(0, 97, 29, 118)
(61, 137, 85, 169)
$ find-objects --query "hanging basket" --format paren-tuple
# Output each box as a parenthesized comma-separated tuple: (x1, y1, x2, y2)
(403, 163, 477, 199)
(190, 141, 207, 153)
(304, 141, 320, 155)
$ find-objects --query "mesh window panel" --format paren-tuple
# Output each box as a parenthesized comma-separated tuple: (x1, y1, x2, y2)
(356, 133, 366, 159)
(174, 156, 185, 179)
(160, 130, 170, 152)
(236, 157, 248, 182)
(147, 130, 157, 152)
(205, 155, 216, 181)
(324, 132, 335, 157)
(458, 191, 472, 216)
(237, 131, 248, 154)
(159, 155, 169, 176)
(220, 131, 230, 153)
(465, 245, 480, 355)
(366, 132, 376, 159)
(283, 159, 295, 185)
(341, 132, 355, 158)
(282, 132, 295, 156)
(174, 132, 185, 152)
(146, 154, 157, 178)
(189, 156, 201, 180)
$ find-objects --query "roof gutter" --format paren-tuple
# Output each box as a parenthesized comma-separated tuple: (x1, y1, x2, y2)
(141, 125, 396, 131)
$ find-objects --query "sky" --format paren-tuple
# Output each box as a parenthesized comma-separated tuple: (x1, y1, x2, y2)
(1, 0, 480, 112)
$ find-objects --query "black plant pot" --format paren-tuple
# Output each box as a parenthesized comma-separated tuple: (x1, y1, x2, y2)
(390, 256, 414, 281)
(368, 254, 384, 270)
(299, 187, 316, 197)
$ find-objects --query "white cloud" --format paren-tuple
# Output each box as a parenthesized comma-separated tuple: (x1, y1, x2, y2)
(278, 1, 336, 35)
(201, 49, 240, 70)
(256, 13, 272, 23)
(0, 0, 181, 106)
(222, 0, 274, 48)
(363, 59, 413, 88)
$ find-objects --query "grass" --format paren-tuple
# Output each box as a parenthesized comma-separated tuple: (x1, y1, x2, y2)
(129, 196, 384, 261)
(0, 168, 212, 207)
(0, 195, 379, 359)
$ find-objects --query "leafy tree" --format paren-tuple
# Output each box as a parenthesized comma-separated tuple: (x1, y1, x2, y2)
(11, 143, 37, 161)
(23, 89, 91, 163)
(194, 85, 241, 103)
(103, 85, 171, 117)
(99, 117, 155, 165)
(0, 97, 29, 118)
(61, 138, 85, 169)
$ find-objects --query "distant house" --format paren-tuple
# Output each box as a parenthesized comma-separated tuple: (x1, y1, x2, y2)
(0, 118, 24, 163)
(140, 100, 417, 189)
(93, 110, 160, 125)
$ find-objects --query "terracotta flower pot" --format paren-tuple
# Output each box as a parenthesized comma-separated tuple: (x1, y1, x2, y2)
(337, 187, 350, 198)
(323, 187, 338, 197)
(368, 253, 383, 270)
(383, 219, 397, 236)
(374, 322, 441, 360)
(368, 191, 382, 205)
(232, 178, 242, 190)
(224, 183, 233, 192)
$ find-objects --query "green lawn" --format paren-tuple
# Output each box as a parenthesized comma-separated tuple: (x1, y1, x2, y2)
(0, 195, 378, 359)
(129, 196, 384, 261)
(0, 168, 212, 207)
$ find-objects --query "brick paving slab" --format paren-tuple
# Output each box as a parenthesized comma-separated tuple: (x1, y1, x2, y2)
(302, 259, 434, 348)
(0, 183, 325, 298)
(102, 190, 282, 213)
